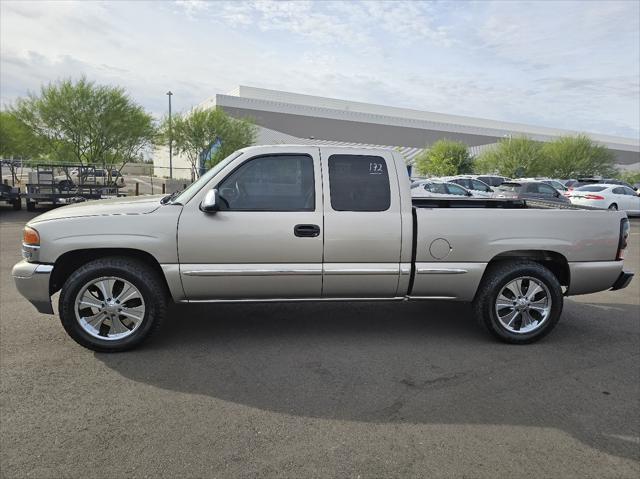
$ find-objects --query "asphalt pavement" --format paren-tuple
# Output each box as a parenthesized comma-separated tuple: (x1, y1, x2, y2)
(1, 208, 638, 478)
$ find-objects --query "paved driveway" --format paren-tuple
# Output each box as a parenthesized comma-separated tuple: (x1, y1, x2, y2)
(1, 209, 638, 478)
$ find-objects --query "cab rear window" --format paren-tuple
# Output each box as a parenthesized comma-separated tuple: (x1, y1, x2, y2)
(328, 155, 391, 211)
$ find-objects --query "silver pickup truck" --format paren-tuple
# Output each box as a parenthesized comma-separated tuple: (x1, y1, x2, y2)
(12, 145, 634, 352)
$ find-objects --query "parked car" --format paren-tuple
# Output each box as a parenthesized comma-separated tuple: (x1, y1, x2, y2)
(444, 176, 494, 197)
(411, 179, 474, 197)
(494, 181, 571, 204)
(564, 178, 635, 192)
(12, 145, 633, 352)
(567, 184, 640, 215)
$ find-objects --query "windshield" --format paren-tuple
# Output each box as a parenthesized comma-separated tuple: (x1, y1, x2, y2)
(172, 151, 244, 204)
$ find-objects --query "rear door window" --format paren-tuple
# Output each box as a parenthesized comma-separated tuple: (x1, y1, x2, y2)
(446, 184, 468, 196)
(537, 184, 558, 196)
(328, 155, 391, 211)
(471, 179, 491, 192)
(429, 183, 448, 194)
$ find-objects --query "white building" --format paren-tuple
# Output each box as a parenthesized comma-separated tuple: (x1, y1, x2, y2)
(154, 85, 640, 179)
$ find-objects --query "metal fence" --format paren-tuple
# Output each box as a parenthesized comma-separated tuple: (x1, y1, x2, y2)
(125, 166, 194, 196)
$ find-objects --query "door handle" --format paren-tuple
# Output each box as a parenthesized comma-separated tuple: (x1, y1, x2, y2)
(294, 224, 320, 237)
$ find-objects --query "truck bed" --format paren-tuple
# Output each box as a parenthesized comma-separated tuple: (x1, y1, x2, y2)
(411, 197, 592, 210)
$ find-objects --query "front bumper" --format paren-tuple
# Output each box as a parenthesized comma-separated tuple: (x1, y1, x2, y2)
(11, 260, 54, 314)
(610, 271, 634, 291)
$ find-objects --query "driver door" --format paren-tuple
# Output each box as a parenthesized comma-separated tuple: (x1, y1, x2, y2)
(177, 147, 324, 300)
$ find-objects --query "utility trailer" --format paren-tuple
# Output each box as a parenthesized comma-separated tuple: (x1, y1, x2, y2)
(0, 162, 22, 210)
(24, 164, 126, 211)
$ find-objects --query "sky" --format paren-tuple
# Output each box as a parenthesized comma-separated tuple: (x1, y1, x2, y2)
(1, 0, 639, 139)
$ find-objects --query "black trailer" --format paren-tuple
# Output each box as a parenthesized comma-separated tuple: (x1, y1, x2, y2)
(24, 164, 126, 211)
(0, 163, 21, 210)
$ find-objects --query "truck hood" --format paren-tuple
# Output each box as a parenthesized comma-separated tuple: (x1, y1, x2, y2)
(28, 195, 165, 224)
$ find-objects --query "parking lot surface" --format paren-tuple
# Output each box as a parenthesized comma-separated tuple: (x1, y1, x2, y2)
(1, 208, 639, 478)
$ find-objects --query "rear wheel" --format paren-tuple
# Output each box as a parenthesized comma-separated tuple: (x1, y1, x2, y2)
(473, 261, 563, 344)
(26, 200, 36, 211)
(59, 257, 167, 352)
(608, 203, 618, 210)
(12, 198, 21, 210)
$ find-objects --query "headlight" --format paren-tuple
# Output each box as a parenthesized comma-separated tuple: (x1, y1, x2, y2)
(23, 226, 40, 246)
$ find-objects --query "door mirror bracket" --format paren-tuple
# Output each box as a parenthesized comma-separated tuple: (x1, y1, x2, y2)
(200, 189, 220, 213)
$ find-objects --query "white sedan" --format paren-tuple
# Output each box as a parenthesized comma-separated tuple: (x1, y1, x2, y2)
(568, 184, 640, 215)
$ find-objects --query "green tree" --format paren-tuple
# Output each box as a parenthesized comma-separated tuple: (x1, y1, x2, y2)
(414, 139, 473, 176)
(540, 134, 616, 178)
(0, 111, 44, 159)
(475, 136, 544, 177)
(159, 107, 256, 177)
(11, 78, 155, 175)
(0, 111, 46, 184)
(617, 170, 640, 186)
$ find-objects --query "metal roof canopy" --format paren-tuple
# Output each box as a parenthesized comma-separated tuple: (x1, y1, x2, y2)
(201, 85, 639, 166)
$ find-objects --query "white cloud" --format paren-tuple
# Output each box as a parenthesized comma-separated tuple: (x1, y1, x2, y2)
(1, 0, 638, 139)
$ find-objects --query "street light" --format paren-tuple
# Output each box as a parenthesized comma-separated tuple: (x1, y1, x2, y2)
(166, 91, 173, 179)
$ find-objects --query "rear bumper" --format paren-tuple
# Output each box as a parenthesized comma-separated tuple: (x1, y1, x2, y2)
(567, 261, 624, 296)
(610, 271, 634, 291)
(11, 260, 54, 314)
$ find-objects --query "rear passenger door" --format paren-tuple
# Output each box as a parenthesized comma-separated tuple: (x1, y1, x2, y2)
(320, 149, 402, 298)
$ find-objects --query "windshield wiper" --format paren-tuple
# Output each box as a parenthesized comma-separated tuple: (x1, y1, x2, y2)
(160, 189, 182, 205)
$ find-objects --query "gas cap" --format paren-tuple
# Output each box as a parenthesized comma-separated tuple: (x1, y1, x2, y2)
(429, 238, 452, 260)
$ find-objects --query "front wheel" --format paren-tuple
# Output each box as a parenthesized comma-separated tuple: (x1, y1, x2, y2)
(473, 261, 563, 344)
(59, 257, 167, 352)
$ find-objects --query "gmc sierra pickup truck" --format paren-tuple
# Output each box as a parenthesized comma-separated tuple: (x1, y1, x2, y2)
(12, 145, 634, 352)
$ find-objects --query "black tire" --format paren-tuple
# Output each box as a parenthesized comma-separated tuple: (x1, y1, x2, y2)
(608, 203, 618, 210)
(26, 201, 36, 212)
(12, 198, 21, 210)
(473, 261, 563, 344)
(58, 257, 167, 352)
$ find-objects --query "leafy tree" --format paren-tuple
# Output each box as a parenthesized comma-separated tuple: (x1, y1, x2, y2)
(540, 134, 616, 178)
(475, 136, 545, 177)
(11, 78, 155, 177)
(414, 139, 473, 176)
(617, 170, 640, 186)
(159, 107, 256, 178)
(0, 111, 42, 159)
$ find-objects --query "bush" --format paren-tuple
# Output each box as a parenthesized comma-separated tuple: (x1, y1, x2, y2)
(414, 139, 473, 176)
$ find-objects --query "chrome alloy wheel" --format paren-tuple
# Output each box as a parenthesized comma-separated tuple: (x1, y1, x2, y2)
(74, 276, 146, 341)
(495, 276, 551, 334)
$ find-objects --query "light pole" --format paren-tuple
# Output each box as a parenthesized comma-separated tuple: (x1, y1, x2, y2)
(166, 91, 173, 179)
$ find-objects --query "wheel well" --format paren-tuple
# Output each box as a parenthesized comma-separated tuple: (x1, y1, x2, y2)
(486, 250, 570, 287)
(50, 248, 169, 295)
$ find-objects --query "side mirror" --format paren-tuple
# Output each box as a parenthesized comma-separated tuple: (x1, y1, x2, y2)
(200, 188, 220, 213)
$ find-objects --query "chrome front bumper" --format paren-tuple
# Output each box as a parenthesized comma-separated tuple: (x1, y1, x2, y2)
(11, 260, 54, 314)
